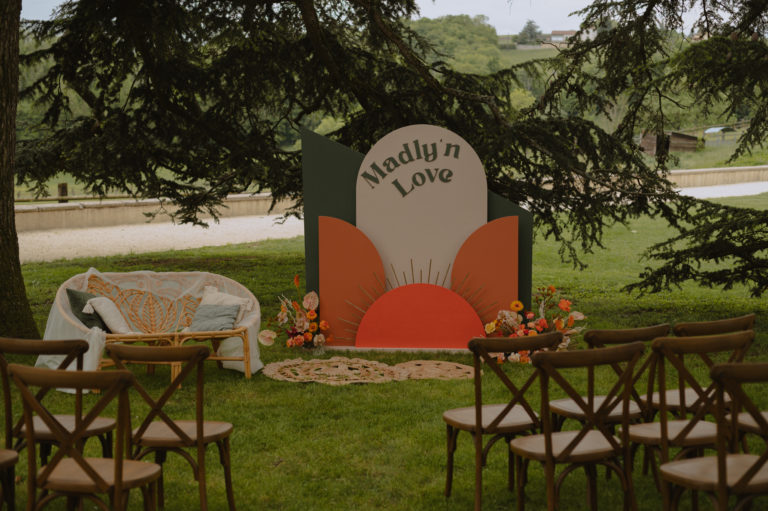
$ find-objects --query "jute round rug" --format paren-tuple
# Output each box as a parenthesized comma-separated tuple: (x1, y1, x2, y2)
(263, 357, 474, 385)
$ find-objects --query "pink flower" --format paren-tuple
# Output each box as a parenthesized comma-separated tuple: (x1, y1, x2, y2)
(303, 291, 319, 311)
(257, 330, 277, 346)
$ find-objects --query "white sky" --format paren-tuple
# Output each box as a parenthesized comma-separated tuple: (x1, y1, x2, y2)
(22, 0, 592, 35)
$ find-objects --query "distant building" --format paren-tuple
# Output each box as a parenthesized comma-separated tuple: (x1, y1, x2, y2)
(545, 29, 596, 47)
(640, 131, 700, 155)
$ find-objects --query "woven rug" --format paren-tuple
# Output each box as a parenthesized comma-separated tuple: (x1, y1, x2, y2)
(263, 357, 474, 385)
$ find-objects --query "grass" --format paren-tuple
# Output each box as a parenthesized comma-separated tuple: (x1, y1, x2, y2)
(8, 193, 768, 510)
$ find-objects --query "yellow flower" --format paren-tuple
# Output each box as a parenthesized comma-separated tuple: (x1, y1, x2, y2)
(309, 322, 318, 332)
(484, 322, 496, 334)
(510, 300, 524, 312)
(307, 310, 318, 320)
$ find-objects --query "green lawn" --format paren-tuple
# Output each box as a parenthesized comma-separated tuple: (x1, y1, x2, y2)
(9, 193, 768, 510)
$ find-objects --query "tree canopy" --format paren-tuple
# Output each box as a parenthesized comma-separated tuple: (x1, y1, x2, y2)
(545, 0, 768, 296)
(13, 0, 768, 301)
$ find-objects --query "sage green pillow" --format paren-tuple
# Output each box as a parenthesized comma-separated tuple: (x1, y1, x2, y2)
(187, 304, 240, 332)
(66, 288, 109, 331)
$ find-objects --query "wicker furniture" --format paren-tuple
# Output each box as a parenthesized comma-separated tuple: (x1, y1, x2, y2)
(40, 268, 262, 379)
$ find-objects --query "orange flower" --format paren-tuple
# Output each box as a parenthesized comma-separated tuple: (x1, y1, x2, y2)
(307, 310, 318, 320)
(291, 301, 300, 311)
(319, 320, 330, 331)
(510, 300, 524, 312)
(554, 318, 564, 331)
(558, 299, 572, 312)
(519, 350, 531, 364)
(293, 274, 301, 289)
(567, 315, 575, 327)
(536, 318, 548, 332)
(548, 285, 557, 294)
(304, 332, 313, 341)
(309, 322, 318, 332)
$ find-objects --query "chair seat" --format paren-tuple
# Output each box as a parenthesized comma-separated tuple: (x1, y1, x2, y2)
(627, 419, 717, 446)
(640, 388, 726, 411)
(442, 404, 536, 434)
(550, 395, 643, 422)
(134, 420, 233, 447)
(660, 454, 768, 493)
(20, 414, 115, 442)
(733, 411, 768, 435)
(41, 457, 161, 493)
(510, 430, 620, 463)
(0, 449, 18, 469)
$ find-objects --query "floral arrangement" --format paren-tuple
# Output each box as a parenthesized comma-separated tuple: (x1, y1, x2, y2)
(257, 275, 331, 349)
(483, 285, 586, 363)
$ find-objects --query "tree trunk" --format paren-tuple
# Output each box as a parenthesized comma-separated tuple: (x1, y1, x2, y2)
(0, 0, 41, 338)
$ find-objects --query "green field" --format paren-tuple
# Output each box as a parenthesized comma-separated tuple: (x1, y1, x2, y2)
(6, 193, 766, 510)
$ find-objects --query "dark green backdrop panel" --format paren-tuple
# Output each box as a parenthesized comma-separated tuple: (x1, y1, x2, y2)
(488, 191, 533, 309)
(301, 129, 363, 292)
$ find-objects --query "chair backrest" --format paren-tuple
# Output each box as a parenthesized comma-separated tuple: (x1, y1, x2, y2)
(0, 338, 89, 450)
(468, 331, 564, 434)
(8, 364, 134, 499)
(533, 342, 646, 462)
(673, 313, 755, 337)
(710, 362, 768, 506)
(649, 330, 754, 457)
(105, 344, 211, 449)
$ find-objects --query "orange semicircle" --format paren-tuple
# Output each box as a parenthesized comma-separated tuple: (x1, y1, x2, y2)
(355, 283, 484, 350)
(319, 216, 386, 346)
(452, 216, 519, 324)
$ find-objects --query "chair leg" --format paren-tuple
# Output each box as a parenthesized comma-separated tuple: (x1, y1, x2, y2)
(155, 450, 167, 510)
(585, 464, 598, 510)
(515, 455, 526, 511)
(445, 425, 458, 497)
(3, 466, 14, 511)
(198, 445, 208, 511)
(507, 436, 515, 492)
(99, 432, 113, 458)
(473, 432, 482, 511)
(217, 438, 236, 511)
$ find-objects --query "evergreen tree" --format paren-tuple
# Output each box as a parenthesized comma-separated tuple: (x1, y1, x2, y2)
(518, 19, 542, 45)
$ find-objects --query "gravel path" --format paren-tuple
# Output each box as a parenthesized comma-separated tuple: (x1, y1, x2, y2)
(19, 214, 304, 263)
(17, 181, 768, 263)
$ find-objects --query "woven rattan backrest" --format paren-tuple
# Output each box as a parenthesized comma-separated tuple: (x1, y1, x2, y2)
(106, 344, 210, 447)
(8, 364, 133, 495)
(468, 331, 563, 433)
(0, 338, 89, 450)
(650, 331, 754, 458)
(710, 362, 768, 497)
(533, 342, 645, 462)
(673, 314, 755, 337)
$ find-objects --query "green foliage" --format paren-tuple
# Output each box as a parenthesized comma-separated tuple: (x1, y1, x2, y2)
(518, 19, 543, 45)
(408, 14, 502, 75)
(537, 0, 768, 295)
(16, 204, 768, 509)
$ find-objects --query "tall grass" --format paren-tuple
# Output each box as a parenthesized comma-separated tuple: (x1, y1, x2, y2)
(10, 193, 768, 510)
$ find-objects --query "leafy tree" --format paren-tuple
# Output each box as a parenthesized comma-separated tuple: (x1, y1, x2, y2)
(518, 19, 542, 45)
(409, 14, 502, 74)
(544, 1, 768, 296)
(0, 0, 39, 337)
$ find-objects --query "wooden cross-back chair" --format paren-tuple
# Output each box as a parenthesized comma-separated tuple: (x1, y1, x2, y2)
(628, 331, 754, 508)
(8, 364, 160, 511)
(659, 362, 768, 511)
(0, 338, 116, 509)
(549, 324, 671, 431)
(643, 314, 757, 417)
(443, 331, 563, 511)
(672, 314, 756, 338)
(105, 344, 236, 511)
(510, 342, 645, 511)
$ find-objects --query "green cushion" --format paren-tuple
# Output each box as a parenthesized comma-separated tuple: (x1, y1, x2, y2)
(187, 304, 240, 332)
(66, 288, 109, 332)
